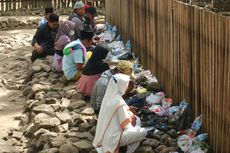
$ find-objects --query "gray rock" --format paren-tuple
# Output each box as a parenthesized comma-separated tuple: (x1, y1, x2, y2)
(70, 93, 82, 101)
(50, 103, 62, 111)
(32, 104, 55, 116)
(151, 131, 164, 141)
(28, 100, 46, 109)
(81, 107, 95, 115)
(73, 140, 93, 152)
(56, 123, 69, 133)
(69, 127, 79, 132)
(32, 83, 51, 94)
(12, 131, 23, 140)
(66, 137, 80, 144)
(45, 148, 59, 153)
(65, 132, 77, 138)
(35, 91, 46, 100)
(46, 98, 59, 104)
(159, 147, 178, 153)
(38, 72, 49, 78)
(154, 145, 167, 153)
(41, 132, 58, 141)
(68, 100, 86, 110)
(20, 114, 30, 125)
(34, 113, 61, 127)
(56, 112, 72, 123)
(89, 149, 98, 153)
(49, 72, 61, 79)
(59, 143, 79, 153)
(23, 85, 31, 96)
(8, 137, 21, 146)
(8, 18, 19, 27)
(61, 98, 71, 107)
(51, 135, 66, 147)
(87, 118, 97, 126)
(165, 138, 178, 147)
(89, 126, 96, 136)
(24, 123, 40, 137)
(34, 128, 51, 137)
(46, 91, 62, 99)
(79, 122, 93, 132)
(134, 146, 155, 153)
(160, 134, 170, 144)
(40, 63, 51, 72)
(1, 22, 7, 28)
(167, 129, 177, 138)
(142, 139, 160, 149)
(31, 65, 42, 73)
(75, 132, 94, 141)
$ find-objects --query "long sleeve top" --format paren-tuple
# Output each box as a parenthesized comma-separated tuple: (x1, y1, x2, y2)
(32, 22, 55, 51)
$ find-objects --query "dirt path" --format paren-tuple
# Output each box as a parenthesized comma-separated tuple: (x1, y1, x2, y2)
(0, 29, 35, 152)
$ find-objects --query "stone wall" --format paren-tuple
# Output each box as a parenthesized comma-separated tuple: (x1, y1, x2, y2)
(0, 9, 105, 31)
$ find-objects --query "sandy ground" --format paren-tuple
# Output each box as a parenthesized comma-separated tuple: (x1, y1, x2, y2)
(0, 28, 35, 152)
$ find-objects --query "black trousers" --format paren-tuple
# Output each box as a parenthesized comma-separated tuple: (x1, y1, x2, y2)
(31, 49, 55, 62)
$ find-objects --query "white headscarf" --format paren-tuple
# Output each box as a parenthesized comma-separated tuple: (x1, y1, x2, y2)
(93, 73, 133, 153)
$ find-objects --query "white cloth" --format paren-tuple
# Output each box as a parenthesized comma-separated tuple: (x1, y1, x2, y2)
(93, 73, 132, 153)
(120, 117, 147, 153)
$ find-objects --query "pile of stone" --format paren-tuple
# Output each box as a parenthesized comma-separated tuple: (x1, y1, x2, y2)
(1, 58, 96, 153)
(0, 7, 106, 17)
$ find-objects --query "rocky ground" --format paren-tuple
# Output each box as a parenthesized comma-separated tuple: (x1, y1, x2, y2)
(0, 29, 34, 152)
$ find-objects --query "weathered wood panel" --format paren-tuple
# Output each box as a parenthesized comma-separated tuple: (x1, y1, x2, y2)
(106, 0, 230, 153)
(0, 0, 105, 12)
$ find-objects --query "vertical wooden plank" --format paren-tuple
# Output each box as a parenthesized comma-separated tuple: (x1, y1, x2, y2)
(1, 0, 4, 13)
(105, 1, 230, 152)
(13, 0, 16, 10)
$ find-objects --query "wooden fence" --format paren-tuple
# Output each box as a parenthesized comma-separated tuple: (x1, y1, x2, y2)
(0, 0, 105, 13)
(106, 0, 230, 153)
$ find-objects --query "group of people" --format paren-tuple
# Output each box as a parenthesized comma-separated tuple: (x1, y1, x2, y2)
(31, 1, 154, 152)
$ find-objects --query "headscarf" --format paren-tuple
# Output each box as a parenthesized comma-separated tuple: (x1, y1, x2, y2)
(82, 43, 109, 75)
(93, 74, 134, 153)
(54, 21, 76, 51)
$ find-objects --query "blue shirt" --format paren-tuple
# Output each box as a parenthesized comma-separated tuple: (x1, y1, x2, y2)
(62, 39, 86, 80)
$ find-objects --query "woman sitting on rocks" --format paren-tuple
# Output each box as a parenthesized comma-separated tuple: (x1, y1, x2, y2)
(76, 43, 110, 97)
(53, 21, 76, 72)
(93, 73, 150, 153)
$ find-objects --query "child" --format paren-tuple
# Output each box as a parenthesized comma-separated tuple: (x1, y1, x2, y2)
(38, 7, 54, 27)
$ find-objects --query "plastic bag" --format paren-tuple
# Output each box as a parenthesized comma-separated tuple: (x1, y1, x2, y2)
(146, 93, 161, 105)
(149, 105, 165, 116)
(178, 134, 192, 152)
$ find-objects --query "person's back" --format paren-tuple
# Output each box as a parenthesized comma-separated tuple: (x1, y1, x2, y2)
(68, 1, 85, 39)
(84, 7, 97, 32)
(90, 70, 113, 113)
(38, 7, 53, 27)
(62, 39, 86, 80)
(62, 29, 94, 81)
(31, 13, 59, 63)
(90, 60, 134, 114)
(77, 43, 110, 97)
(33, 23, 54, 51)
(54, 21, 76, 72)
